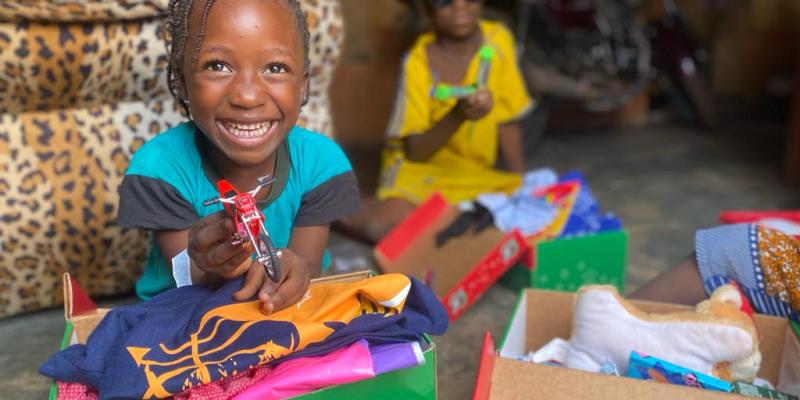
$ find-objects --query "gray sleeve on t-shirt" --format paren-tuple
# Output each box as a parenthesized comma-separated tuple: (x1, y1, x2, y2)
(115, 175, 198, 230)
(294, 171, 361, 227)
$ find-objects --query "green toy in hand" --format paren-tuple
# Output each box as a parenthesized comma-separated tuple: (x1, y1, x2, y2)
(432, 44, 495, 101)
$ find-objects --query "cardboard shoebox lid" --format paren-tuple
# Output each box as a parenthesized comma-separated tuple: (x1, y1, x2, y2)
(374, 193, 532, 320)
(474, 289, 800, 400)
(61, 270, 374, 345)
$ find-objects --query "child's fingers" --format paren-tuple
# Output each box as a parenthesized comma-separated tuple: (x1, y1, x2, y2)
(214, 254, 252, 279)
(190, 211, 233, 252)
(464, 94, 479, 107)
(232, 262, 264, 301)
(192, 209, 228, 232)
(259, 251, 309, 314)
(476, 89, 492, 108)
(206, 241, 252, 274)
(458, 99, 479, 119)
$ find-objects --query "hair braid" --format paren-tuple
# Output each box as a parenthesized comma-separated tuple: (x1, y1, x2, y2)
(165, 0, 195, 115)
(192, 0, 216, 66)
(285, 0, 310, 73)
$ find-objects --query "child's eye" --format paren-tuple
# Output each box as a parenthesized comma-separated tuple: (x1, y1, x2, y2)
(203, 61, 232, 73)
(265, 63, 288, 74)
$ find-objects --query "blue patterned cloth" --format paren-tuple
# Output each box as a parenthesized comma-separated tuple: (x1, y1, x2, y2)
(558, 171, 622, 237)
(696, 223, 797, 321)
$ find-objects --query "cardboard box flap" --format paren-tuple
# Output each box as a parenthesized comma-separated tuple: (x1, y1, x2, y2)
(62, 273, 111, 345)
(62, 272, 98, 320)
(498, 289, 528, 358)
(309, 270, 372, 285)
(779, 325, 800, 394)
(472, 332, 496, 400)
(524, 289, 575, 354)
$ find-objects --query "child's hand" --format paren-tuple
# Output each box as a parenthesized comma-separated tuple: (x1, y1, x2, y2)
(233, 248, 311, 315)
(458, 88, 493, 120)
(188, 211, 253, 279)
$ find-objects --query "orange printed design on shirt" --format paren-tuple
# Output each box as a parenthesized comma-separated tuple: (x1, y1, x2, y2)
(757, 226, 800, 312)
(126, 274, 412, 398)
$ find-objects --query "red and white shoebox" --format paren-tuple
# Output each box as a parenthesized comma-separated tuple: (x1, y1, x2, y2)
(374, 192, 532, 321)
(720, 210, 800, 240)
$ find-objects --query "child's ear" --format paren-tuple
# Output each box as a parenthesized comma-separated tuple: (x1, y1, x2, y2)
(177, 81, 189, 104)
(177, 86, 191, 117)
(300, 75, 310, 106)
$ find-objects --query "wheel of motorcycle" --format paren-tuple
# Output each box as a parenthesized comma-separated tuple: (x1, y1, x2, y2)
(258, 230, 281, 283)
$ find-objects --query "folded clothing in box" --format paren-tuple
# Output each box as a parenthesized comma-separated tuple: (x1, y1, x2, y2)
(41, 274, 447, 399)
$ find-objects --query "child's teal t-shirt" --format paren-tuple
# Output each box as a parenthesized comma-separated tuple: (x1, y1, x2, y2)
(116, 122, 360, 299)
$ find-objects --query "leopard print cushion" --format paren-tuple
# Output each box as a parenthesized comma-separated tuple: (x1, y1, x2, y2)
(0, 100, 185, 316)
(0, 0, 344, 318)
(0, 19, 170, 113)
(0, 1, 167, 23)
(297, 0, 344, 136)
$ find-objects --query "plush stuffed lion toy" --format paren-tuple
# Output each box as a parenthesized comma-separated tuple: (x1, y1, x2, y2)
(565, 284, 761, 382)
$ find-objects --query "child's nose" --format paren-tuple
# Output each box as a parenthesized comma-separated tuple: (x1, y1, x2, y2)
(228, 74, 266, 109)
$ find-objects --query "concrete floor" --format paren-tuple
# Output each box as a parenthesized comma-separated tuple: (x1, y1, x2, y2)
(2, 115, 798, 399)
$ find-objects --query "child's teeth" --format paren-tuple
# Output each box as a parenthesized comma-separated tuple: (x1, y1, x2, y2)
(225, 121, 272, 138)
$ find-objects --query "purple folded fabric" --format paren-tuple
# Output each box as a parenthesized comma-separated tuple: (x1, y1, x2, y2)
(369, 341, 426, 375)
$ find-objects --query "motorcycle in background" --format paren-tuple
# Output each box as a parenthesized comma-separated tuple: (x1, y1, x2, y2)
(515, 0, 717, 129)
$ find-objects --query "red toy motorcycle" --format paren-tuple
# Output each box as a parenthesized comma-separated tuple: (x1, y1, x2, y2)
(203, 176, 281, 282)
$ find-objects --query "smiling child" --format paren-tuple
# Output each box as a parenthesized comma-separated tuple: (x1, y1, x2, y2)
(116, 0, 359, 314)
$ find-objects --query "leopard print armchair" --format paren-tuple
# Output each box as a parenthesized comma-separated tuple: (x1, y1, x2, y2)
(0, 0, 344, 318)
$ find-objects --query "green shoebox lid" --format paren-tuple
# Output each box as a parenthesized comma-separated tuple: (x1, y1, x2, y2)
(501, 230, 628, 293)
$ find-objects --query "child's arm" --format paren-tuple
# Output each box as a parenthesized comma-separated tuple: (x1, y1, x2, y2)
(629, 253, 707, 306)
(498, 121, 525, 173)
(404, 88, 493, 162)
(233, 225, 329, 313)
(403, 107, 465, 162)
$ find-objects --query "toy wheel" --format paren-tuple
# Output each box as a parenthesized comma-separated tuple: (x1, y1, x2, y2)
(258, 230, 281, 282)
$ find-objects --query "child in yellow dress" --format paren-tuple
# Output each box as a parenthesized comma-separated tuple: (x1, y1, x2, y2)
(343, 0, 534, 242)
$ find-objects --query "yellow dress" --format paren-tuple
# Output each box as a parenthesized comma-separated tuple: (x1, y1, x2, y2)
(378, 20, 534, 205)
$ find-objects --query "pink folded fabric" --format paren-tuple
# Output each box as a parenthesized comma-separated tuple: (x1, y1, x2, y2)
(174, 366, 272, 400)
(233, 339, 375, 400)
(57, 381, 98, 400)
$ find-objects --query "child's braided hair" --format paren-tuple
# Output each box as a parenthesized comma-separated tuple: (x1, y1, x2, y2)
(165, 0, 310, 115)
